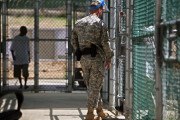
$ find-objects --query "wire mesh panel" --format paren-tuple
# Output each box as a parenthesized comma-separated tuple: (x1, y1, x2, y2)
(38, 0, 68, 91)
(119, 0, 126, 100)
(132, 0, 156, 119)
(161, 63, 180, 120)
(6, 0, 68, 91)
(161, 0, 180, 119)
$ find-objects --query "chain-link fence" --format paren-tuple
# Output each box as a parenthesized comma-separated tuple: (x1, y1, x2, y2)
(0, 0, 93, 91)
(5, 0, 69, 91)
(161, 0, 180, 119)
(130, 0, 180, 119)
(132, 0, 156, 119)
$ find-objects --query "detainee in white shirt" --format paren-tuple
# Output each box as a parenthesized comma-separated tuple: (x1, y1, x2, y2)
(10, 26, 30, 89)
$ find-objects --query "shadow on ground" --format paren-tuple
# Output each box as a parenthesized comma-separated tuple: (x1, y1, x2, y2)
(103, 118, 125, 120)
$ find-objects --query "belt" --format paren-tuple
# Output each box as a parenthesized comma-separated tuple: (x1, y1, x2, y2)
(81, 48, 91, 55)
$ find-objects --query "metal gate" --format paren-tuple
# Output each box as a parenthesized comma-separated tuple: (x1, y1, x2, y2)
(1, 0, 70, 92)
(160, 0, 180, 119)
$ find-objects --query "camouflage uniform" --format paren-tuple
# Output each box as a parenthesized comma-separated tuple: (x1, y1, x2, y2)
(71, 14, 114, 108)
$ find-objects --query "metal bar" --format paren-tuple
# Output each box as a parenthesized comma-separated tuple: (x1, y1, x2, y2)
(155, 0, 163, 119)
(115, 0, 120, 114)
(34, 0, 40, 92)
(2, 0, 7, 88)
(109, 0, 116, 110)
(67, 0, 72, 92)
(125, 0, 131, 119)
(128, 0, 133, 119)
(7, 39, 68, 41)
(160, 19, 180, 27)
(0, 1, 2, 92)
(72, 3, 75, 90)
(107, 0, 110, 103)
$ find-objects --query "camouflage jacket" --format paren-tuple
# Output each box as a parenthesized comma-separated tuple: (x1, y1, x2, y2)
(71, 14, 114, 62)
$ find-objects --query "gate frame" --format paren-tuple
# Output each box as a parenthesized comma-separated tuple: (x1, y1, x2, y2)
(124, 0, 133, 119)
(0, 1, 2, 93)
(2, 0, 72, 92)
(155, 0, 164, 119)
(2, 0, 7, 89)
(34, 0, 40, 92)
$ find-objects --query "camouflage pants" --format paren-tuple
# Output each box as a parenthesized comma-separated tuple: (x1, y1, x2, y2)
(80, 57, 105, 108)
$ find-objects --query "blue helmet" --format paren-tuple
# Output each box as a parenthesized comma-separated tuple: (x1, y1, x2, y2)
(90, 0, 109, 12)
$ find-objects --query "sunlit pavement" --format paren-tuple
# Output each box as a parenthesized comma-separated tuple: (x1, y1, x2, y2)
(19, 92, 125, 120)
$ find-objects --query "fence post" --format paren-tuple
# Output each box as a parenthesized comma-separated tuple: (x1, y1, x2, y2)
(125, 0, 130, 119)
(109, 0, 116, 110)
(2, 0, 7, 88)
(115, 0, 120, 110)
(67, 0, 72, 92)
(129, 0, 133, 119)
(125, 0, 133, 119)
(0, 1, 2, 92)
(34, 0, 40, 92)
(155, 0, 163, 119)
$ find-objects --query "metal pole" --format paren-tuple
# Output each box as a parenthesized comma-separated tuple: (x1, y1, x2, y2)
(2, 0, 7, 88)
(109, 0, 116, 110)
(67, 0, 72, 92)
(34, 0, 39, 92)
(155, 0, 163, 119)
(129, 0, 133, 119)
(125, 0, 132, 119)
(115, 0, 120, 112)
(0, 1, 2, 92)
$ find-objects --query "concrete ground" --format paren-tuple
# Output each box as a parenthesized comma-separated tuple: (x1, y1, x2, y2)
(17, 92, 124, 120)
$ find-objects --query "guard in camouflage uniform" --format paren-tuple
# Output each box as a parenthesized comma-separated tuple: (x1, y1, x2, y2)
(71, 0, 114, 120)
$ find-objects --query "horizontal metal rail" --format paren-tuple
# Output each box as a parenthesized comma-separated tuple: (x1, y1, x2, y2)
(7, 39, 68, 41)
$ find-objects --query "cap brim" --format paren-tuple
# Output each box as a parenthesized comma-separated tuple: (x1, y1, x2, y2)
(103, 4, 109, 12)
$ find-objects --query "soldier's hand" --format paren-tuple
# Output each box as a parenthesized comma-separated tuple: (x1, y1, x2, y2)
(105, 62, 111, 71)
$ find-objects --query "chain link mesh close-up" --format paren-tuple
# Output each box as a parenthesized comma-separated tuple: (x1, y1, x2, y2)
(161, 0, 180, 119)
(132, 0, 156, 119)
(6, 0, 78, 91)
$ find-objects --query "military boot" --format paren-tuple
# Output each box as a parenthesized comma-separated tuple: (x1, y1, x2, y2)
(86, 108, 102, 120)
(96, 106, 109, 118)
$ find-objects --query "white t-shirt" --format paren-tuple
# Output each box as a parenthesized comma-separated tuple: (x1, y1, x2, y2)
(10, 35, 30, 65)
